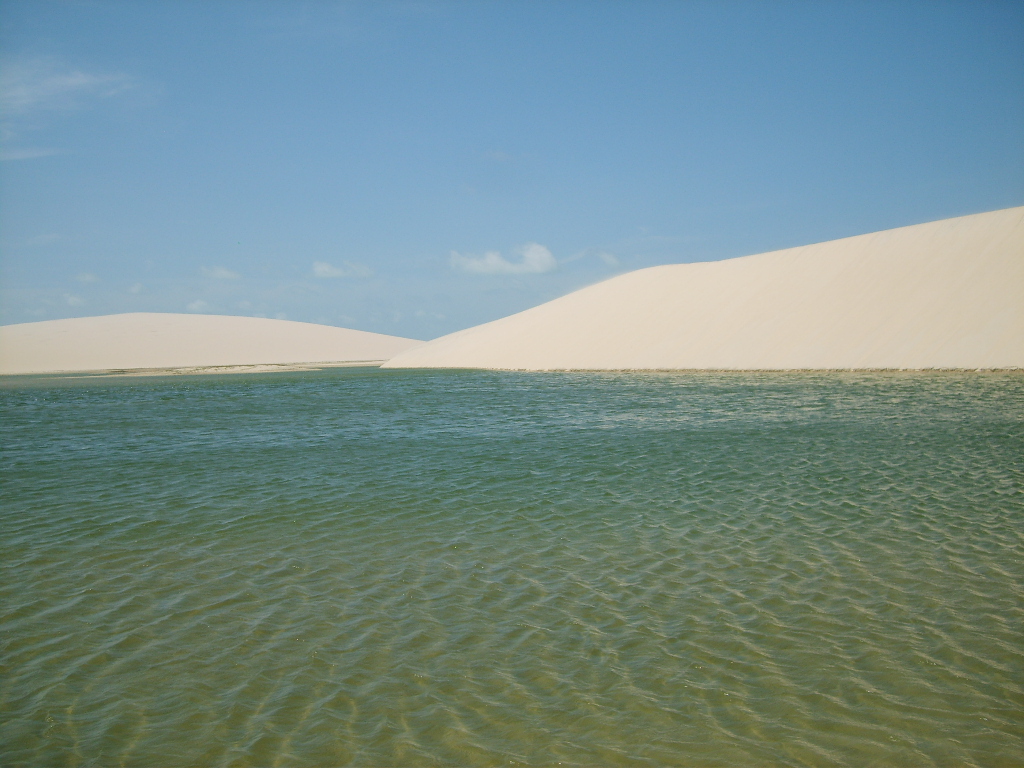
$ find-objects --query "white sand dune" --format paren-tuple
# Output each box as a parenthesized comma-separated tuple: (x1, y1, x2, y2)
(384, 207, 1024, 371)
(0, 313, 422, 375)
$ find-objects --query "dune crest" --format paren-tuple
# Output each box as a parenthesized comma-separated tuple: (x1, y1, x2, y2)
(384, 207, 1024, 371)
(0, 313, 422, 375)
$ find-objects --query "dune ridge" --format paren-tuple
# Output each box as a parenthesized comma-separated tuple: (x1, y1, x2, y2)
(0, 313, 422, 375)
(383, 207, 1024, 371)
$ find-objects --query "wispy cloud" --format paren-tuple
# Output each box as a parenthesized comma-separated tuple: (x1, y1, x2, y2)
(450, 243, 557, 275)
(128, 283, 143, 294)
(0, 58, 135, 115)
(186, 300, 210, 313)
(481, 150, 527, 163)
(64, 293, 84, 307)
(201, 266, 241, 280)
(0, 147, 61, 161)
(76, 272, 99, 283)
(0, 58, 138, 161)
(24, 233, 61, 246)
(313, 260, 372, 278)
(559, 247, 622, 267)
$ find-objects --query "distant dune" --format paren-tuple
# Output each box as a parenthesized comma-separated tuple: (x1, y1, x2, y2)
(0, 313, 422, 375)
(384, 207, 1024, 371)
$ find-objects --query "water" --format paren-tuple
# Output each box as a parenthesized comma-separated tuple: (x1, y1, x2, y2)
(1, 369, 1022, 767)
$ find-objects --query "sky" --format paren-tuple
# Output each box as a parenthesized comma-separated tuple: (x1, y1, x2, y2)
(1, 0, 1022, 340)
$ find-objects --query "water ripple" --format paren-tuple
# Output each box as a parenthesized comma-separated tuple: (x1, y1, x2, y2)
(1, 370, 1022, 766)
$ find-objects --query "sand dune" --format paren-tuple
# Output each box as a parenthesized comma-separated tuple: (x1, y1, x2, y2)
(0, 313, 422, 375)
(384, 207, 1024, 371)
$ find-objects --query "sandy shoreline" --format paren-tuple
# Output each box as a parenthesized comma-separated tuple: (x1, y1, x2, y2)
(0, 360, 389, 380)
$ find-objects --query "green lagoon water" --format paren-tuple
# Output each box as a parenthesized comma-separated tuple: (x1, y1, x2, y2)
(1, 369, 1022, 767)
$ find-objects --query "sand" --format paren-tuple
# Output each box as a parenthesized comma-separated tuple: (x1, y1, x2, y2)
(383, 207, 1024, 371)
(0, 313, 422, 375)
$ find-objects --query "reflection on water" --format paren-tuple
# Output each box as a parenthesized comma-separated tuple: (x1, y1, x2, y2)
(2, 370, 1022, 766)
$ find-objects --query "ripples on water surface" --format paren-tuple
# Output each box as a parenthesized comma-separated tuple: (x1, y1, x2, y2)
(1, 370, 1022, 767)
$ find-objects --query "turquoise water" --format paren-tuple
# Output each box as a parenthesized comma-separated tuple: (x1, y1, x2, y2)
(1, 369, 1022, 767)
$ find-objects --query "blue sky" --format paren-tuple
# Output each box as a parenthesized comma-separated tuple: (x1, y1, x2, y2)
(1, 0, 1022, 340)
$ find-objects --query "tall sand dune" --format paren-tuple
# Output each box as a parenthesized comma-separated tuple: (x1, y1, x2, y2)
(0, 313, 422, 375)
(384, 207, 1024, 371)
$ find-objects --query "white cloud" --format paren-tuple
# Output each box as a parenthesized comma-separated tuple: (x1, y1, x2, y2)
(0, 147, 61, 161)
(201, 266, 240, 280)
(598, 251, 620, 266)
(0, 59, 137, 161)
(128, 283, 143, 294)
(450, 243, 557, 275)
(25, 233, 61, 246)
(186, 300, 209, 313)
(64, 293, 84, 307)
(415, 309, 446, 320)
(481, 150, 530, 163)
(313, 260, 372, 278)
(76, 272, 99, 283)
(0, 58, 135, 115)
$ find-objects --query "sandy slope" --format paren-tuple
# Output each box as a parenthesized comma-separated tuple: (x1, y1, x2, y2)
(384, 207, 1024, 371)
(0, 313, 422, 375)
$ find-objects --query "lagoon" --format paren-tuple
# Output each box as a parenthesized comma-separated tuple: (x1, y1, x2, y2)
(2, 370, 1022, 766)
